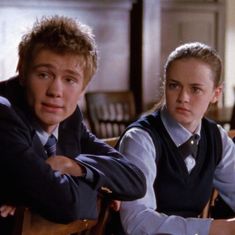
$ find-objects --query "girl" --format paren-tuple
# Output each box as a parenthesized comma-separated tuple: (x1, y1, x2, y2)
(118, 42, 235, 235)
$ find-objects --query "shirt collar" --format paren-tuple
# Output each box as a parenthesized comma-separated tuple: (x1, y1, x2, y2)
(32, 120, 59, 146)
(160, 106, 201, 147)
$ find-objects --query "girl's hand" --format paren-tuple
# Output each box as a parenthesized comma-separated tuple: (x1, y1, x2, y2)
(110, 200, 121, 211)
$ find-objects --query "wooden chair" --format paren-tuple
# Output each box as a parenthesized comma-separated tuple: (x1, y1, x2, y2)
(102, 137, 119, 147)
(12, 207, 96, 235)
(200, 189, 219, 218)
(228, 129, 235, 139)
(229, 105, 235, 129)
(230, 87, 235, 129)
(85, 91, 136, 138)
(201, 129, 235, 218)
(12, 137, 119, 235)
(84, 137, 119, 235)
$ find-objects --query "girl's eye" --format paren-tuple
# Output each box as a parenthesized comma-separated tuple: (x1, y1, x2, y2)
(191, 87, 202, 94)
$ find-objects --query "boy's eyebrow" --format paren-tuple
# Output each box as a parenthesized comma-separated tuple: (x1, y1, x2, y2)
(167, 78, 180, 83)
(32, 64, 82, 77)
(31, 64, 54, 71)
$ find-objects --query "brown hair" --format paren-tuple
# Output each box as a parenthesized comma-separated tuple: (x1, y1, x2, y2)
(164, 42, 222, 86)
(17, 15, 98, 85)
(155, 42, 222, 109)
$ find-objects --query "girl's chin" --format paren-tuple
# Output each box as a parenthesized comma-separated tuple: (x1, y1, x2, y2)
(173, 113, 190, 122)
(174, 116, 191, 126)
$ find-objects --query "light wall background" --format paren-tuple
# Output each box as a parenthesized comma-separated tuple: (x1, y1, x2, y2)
(225, 0, 235, 107)
(0, 0, 234, 109)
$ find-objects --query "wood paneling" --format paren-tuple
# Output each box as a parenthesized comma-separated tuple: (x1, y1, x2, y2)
(0, 0, 132, 91)
(0, 0, 162, 113)
(161, 0, 225, 76)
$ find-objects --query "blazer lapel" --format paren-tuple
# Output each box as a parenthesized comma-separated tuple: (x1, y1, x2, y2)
(31, 131, 48, 160)
(57, 128, 79, 158)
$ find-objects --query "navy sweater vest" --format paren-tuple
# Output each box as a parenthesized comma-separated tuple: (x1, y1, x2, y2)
(124, 111, 222, 217)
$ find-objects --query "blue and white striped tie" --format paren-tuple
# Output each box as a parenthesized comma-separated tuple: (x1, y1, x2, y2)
(44, 135, 57, 157)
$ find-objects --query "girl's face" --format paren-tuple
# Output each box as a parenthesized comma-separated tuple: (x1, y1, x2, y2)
(165, 58, 222, 133)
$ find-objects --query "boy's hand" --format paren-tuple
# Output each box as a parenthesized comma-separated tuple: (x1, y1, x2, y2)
(0, 205, 16, 217)
(46, 155, 85, 176)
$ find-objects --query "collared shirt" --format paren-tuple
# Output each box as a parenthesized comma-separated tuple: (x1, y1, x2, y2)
(161, 107, 201, 173)
(34, 122, 91, 180)
(119, 107, 235, 235)
(31, 116, 59, 146)
(36, 126, 59, 147)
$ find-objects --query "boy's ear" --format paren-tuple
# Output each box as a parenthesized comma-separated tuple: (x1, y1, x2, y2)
(18, 72, 26, 86)
(211, 85, 223, 103)
(19, 77, 25, 86)
(17, 60, 25, 86)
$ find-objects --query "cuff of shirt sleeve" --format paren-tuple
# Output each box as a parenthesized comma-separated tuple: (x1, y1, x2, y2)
(186, 218, 213, 235)
(82, 166, 94, 183)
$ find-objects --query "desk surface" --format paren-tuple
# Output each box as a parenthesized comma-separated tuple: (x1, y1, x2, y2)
(205, 106, 233, 126)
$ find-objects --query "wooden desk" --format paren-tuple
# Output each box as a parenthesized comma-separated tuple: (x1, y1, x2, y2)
(205, 106, 233, 126)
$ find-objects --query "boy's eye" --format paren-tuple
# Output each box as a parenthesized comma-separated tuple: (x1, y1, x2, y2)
(37, 72, 50, 79)
(167, 82, 179, 89)
(64, 77, 79, 85)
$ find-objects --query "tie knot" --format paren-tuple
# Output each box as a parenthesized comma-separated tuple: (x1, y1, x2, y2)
(178, 134, 199, 159)
(190, 134, 199, 144)
(44, 135, 57, 157)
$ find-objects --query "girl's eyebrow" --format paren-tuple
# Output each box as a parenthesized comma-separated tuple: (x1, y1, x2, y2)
(190, 83, 204, 86)
(167, 79, 206, 88)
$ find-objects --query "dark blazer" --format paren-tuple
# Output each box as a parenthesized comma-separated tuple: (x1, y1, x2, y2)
(0, 76, 146, 234)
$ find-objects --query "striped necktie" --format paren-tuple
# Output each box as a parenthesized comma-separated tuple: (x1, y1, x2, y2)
(44, 135, 57, 157)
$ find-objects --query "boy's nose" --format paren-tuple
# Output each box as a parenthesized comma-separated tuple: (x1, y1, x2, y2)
(47, 78, 63, 97)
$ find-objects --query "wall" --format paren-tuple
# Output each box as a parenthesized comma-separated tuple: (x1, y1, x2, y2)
(224, 0, 235, 107)
(160, 0, 225, 107)
(0, 0, 134, 110)
(142, 0, 161, 110)
(0, 0, 162, 112)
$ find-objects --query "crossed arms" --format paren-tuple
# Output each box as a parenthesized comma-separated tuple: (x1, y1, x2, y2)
(0, 101, 146, 222)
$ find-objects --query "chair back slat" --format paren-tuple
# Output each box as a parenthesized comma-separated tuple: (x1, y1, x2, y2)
(85, 91, 136, 138)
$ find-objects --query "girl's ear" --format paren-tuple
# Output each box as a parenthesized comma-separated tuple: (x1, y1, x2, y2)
(211, 85, 223, 104)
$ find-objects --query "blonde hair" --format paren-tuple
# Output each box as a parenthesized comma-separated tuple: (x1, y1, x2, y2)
(17, 15, 98, 85)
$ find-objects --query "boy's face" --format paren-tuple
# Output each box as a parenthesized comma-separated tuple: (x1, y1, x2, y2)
(165, 58, 222, 133)
(21, 49, 86, 133)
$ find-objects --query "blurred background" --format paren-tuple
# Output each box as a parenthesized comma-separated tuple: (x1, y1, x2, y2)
(0, 0, 233, 127)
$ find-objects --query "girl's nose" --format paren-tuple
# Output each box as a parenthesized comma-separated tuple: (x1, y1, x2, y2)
(177, 88, 190, 103)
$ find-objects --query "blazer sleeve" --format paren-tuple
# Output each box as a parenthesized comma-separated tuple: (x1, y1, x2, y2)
(77, 121, 147, 201)
(0, 102, 98, 222)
